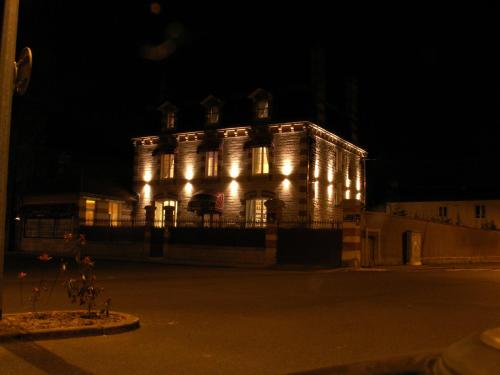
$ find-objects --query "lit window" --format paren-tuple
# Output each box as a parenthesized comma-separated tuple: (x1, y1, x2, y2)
(256, 99, 269, 119)
(207, 106, 219, 125)
(109, 202, 120, 227)
(246, 199, 267, 227)
(475, 205, 486, 218)
(252, 147, 269, 175)
(85, 200, 95, 226)
(161, 154, 175, 179)
(206, 151, 218, 177)
(438, 206, 448, 218)
(166, 112, 175, 129)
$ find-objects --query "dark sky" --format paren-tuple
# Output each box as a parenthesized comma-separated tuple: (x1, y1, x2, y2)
(8, 1, 500, 206)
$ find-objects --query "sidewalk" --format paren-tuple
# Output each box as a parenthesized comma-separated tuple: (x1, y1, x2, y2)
(8, 251, 500, 272)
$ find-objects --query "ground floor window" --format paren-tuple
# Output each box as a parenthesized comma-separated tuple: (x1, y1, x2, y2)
(109, 202, 121, 226)
(154, 200, 178, 227)
(246, 199, 267, 227)
(85, 200, 95, 225)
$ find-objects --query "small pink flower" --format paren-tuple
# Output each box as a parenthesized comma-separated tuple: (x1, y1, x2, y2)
(79, 234, 86, 245)
(18, 272, 27, 280)
(64, 233, 73, 241)
(38, 253, 52, 262)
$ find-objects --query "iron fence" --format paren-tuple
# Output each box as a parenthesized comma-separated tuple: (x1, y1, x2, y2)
(77, 218, 342, 230)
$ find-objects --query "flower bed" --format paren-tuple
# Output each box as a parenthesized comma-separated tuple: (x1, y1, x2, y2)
(0, 310, 139, 341)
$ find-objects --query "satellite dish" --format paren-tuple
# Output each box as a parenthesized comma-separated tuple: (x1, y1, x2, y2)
(14, 47, 32, 96)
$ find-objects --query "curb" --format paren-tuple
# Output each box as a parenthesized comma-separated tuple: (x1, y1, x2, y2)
(0, 311, 140, 342)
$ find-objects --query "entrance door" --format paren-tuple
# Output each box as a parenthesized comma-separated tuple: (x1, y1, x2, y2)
(368, 235, 376, 266)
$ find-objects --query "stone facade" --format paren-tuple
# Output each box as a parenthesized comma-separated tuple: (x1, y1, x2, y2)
(132, 122, 367, 225)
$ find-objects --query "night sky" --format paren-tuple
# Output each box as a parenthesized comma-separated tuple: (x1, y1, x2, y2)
(8, 1, 500, 207)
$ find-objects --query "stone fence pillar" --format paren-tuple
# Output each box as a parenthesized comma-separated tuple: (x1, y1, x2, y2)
(342, 199, 362, 268)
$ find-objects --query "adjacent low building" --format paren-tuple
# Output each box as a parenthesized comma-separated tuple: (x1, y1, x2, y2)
(386, 199, 500, 230)
(17, 178, 136, 253)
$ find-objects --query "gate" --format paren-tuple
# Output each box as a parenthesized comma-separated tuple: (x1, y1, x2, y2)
(150, 227, 164, 257)
(277, 228, 342, 265)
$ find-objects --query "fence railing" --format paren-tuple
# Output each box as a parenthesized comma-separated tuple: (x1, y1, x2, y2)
(78, 218, 342, 230)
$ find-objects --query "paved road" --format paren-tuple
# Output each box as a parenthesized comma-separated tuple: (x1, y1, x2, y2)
(1, 256, 500, 374)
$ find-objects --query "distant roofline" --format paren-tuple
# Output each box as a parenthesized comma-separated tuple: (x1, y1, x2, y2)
(387, 198, 500, 204)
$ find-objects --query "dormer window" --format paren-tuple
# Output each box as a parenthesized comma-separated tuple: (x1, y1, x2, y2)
(249, 88, 272, 120)
(201, 95, 223, 127)
(166, 112, 176, 129)
(158, 101, 177, 131)
(256, 99, 269, 119)
(207, 106, 219, 125)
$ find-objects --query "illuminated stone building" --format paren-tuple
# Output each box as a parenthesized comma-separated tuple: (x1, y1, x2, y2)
(132, 89, 367, 226)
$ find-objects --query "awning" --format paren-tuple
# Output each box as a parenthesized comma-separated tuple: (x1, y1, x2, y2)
(243, 128, 273, 149)
(197, 137, 221, 153)
(243, 137, 274, 149)
(152, 135, 178, 156)
(187, 192, 223, 214)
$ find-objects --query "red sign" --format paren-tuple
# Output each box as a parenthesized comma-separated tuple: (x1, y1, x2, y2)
(215, 193, 224, 211)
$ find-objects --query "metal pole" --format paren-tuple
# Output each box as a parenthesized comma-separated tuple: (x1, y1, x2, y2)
(362, 157, 366, 206)
(0, 0, 20, 320)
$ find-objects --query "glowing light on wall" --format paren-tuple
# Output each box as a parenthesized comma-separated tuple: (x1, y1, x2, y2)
(230, 180, 238, 195)
(328, 184, 333, 199)
(143, 171, 152, 183)
(283, 178, 290, 190)
(356, 192, 361, 200)
(185, 165, 194, 180)
(345, 178, 351, 188)
(282, 161, 292, 176)
(314, 181, 319, 199)
(327, 169, 333, 183)
(314, 161, 319, 179)
(230, 164, 240, 178)
(345, 190, 351, 199)
(356, 176, 361, 191)
(184, 182, 193, 195)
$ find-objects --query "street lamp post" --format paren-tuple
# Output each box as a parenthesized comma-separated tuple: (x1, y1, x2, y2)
(0, 0, 20, 320)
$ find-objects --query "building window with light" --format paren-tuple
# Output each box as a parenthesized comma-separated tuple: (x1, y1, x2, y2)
(206, 151, 218, 177)
(246, 199, 267, 227)
(256, 99, 269, 119)
(160, 154, 175, 179)
(207, 106, 219, 125)
(109, 202, 120, 226)
(475, 205, 486, 218)
(252, 147, 269, 175)
(166, 112, 176, 129)
(85, 200, 95, 226)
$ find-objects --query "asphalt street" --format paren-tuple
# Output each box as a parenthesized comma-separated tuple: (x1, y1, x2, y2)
(1, 256, 500, 374)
